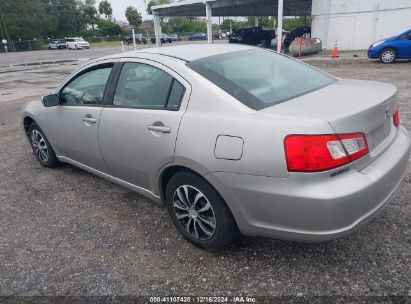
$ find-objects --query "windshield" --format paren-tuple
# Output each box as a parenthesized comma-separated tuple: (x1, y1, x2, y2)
(187, 49, 335, 110)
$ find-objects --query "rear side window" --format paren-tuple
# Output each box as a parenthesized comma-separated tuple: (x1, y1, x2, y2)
(187, 49, 335, 110)
(113, 62, 185, 110)
(167, 80, 185, 110)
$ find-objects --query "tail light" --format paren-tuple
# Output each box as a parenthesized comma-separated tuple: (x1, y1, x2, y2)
(393, 109, 400, 127)
(284, 133, 369, 172)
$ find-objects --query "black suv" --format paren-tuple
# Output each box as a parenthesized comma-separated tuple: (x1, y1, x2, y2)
(283, 27, 311, 49)
(123, 34, 147, 45)
(151, 34, 172, 44)
(229, 27, 275, 45)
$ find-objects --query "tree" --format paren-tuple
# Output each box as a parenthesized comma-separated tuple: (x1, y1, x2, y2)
(81, 4, 99, 31)
(49, 0, 84, 37)
(0, 0, 58, 40)
(125, 6, 142, 29)
(98, 0, 113, 20)
(220, 18, 247, 31)
(98, 19, 124, 36)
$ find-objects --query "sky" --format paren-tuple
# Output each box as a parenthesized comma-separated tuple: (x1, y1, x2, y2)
(100, 0, 151, 22)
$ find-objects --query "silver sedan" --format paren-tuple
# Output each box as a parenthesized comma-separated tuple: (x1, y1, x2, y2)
(21, 44, 411, 249)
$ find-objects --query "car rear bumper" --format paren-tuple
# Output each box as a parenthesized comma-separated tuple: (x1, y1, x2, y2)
(207, 126, 410, 241)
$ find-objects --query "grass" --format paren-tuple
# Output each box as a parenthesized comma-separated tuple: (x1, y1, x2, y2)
(90, 41, 124, 48)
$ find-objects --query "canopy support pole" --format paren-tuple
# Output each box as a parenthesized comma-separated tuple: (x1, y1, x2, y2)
(277, 0, 284, 52)
(206, 3, 213, 43)
(153, 12, 161, 47)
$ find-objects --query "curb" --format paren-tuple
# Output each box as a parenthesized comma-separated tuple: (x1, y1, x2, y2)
(2, 58, 92, 69)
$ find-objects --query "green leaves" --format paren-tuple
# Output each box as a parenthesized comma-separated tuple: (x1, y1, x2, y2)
(125, 6, 142, 29)
(98, 0, 113, 20)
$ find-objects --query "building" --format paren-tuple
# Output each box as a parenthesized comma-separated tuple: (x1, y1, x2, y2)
(312, 0, 411, 50)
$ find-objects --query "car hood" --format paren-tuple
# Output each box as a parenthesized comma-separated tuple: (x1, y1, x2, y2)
(378, 36, 396, 42)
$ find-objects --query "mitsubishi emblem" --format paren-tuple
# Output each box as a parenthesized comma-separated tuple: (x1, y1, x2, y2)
(385, 105, 390, 120)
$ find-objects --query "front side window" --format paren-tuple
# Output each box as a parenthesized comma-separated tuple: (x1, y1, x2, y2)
(60, 66, 112, 106)
(187, 49, 335, 110)
(113, 62, 185, 109)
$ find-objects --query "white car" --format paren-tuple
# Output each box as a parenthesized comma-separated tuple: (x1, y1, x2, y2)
(66, 37, 90, 50)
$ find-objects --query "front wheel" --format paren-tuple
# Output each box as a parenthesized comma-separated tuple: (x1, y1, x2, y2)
(166, 171, 239, 250)
(380, 48, 397, 64)
(28, 122, 60, 168)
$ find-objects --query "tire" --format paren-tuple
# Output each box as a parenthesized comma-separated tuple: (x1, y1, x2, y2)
(28, 122, 60, 168)
(166, 171, 239, 250)
(75, 44, 79, 50)
(379, 48, 397, 64)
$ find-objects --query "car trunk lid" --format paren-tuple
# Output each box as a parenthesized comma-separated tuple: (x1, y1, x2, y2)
(262, 78, 399, 169)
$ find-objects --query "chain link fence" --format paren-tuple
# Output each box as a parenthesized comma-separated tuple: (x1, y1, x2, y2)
(0, 36, 126, 53)
(0, 32, 234, 53)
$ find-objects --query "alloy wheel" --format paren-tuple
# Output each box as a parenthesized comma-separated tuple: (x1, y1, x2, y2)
(173, 185, 216, 240)
(31, 130, 49, 162)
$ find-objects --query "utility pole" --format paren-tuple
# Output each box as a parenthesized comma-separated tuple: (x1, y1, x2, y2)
(0, 10, 13, 52)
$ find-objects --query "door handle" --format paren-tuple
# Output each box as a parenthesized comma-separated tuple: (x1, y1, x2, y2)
(82, 116, 97, 123)
(148, 125, 171, 133)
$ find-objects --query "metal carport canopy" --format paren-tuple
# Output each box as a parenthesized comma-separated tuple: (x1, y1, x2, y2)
(151, 0, 312, 51)
(152, 0, 312, 17)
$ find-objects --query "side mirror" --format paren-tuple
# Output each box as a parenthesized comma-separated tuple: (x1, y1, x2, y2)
(42, 94, 59, 107)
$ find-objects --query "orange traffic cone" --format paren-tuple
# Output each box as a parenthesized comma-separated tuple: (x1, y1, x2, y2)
(331, 40, 339, 58)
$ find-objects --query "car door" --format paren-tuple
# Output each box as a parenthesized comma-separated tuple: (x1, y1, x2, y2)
(47, 61, 116, 173)
(98, 59, 191, 192)
(396, 31, 411, 58)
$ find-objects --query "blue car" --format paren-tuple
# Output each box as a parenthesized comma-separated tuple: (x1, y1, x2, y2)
(189, 33, 207, 41)
(368, 29, 411, 63)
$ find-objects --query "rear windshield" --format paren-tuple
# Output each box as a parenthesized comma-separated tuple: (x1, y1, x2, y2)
(187, 49, 335, 110)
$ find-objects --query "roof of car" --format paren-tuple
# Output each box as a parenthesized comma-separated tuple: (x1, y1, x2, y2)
(133, 43, 255, 62)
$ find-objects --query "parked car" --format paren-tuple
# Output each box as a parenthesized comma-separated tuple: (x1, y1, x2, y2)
(22, 44, 410, 250)
(213, 32, 223, 40)
(229, 27, 275, 45)
(368, 29, 411, 63)
(151, 34, 172, 44)
(283, 27, 311, 49)
(123, 34, 147, 45)
(66, 37, 90, 50)
(189, 33, 207, 41)
(48, 40, 67, 50)
(170, 34, 181, 42)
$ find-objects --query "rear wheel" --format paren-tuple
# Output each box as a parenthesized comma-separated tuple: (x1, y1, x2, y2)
(379, 48, 397, 63)
(166, 171, 239, 250)
(28, 122, 60, 168)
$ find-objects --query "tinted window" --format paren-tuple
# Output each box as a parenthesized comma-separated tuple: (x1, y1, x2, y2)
(187, 49, 334, 110)
(60, 67, 112, 106)
(113, 63, 176, 109)
(167, 80, 185, 110)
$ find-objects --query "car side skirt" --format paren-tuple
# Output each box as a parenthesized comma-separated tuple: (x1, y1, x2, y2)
(57, 155, 162, 204)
